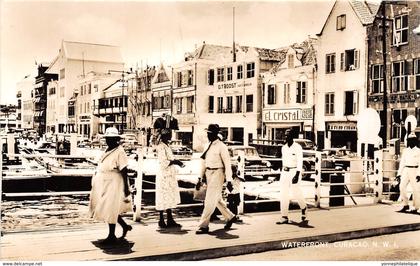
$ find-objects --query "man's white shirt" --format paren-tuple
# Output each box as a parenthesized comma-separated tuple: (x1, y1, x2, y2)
(281, 142, 303, 171)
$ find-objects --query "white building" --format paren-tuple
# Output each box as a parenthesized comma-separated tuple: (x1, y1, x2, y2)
(262, 39, 317, 141)
(315, 0, 378, 152)
(45, 40, 124, 134)
(16, 75, 34, 129)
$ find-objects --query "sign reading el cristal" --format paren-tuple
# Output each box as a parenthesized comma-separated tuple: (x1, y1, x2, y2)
(263, 108, 313, 122)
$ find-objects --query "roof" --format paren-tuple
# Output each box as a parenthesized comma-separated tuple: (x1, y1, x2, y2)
(185, 43, 232, 61)
(239, 46, 286, 61)
(62, 41, 123, 64)
(317, 0, 379, 36)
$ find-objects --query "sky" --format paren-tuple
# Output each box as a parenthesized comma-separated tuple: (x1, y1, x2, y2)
(0, 0, 335, 105)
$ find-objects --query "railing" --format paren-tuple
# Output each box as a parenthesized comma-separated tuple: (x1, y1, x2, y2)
(1, 136, 404, 223)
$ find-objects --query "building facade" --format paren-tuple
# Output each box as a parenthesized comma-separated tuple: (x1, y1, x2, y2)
(315, 0, 378, 152)
(45, 41, 124, 134)
(367, 1, 420, 143)
(16, 75, 34, 130)
(262, 39, 317, 141)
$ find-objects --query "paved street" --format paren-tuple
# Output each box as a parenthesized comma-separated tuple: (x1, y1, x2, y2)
(212, 230, 420, 261)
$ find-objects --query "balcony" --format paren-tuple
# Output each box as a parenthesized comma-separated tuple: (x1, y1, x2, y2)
(94, 106, 127, 116)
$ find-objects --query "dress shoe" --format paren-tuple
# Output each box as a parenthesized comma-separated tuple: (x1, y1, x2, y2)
(276, 216, 289, 224)
(158, 220, 167, 228)
(224, 216, 237, 230)
(398, 205, 410, 212)
(99, 236, 117, 245)
(121, 225, 132, 238)
(166, 219, 181, 228)
(195, 227, 209, 234)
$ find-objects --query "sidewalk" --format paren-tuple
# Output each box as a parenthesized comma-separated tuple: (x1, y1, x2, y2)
(1, 204, 420, 261)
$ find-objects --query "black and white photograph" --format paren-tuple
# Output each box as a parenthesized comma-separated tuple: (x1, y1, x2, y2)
(1, 0, 420, 263)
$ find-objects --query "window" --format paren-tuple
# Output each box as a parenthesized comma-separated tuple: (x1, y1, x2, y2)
(325, 93, 335, 115)
(237, 65, 243, 79)
(371, 65, 383, 93)
(186, 96, 194, 113)
(217, 97, 223, 113)
(164, 95, 170, 109)
(392, 61, 409, 92)
(246, 62, 255, 78)
(208, 96, 214, 113)
(187, 70, 193, 86)
(267, 84, 276, 105)
(68, 105, 75, 116)
(60, 68, 65, 79)
(176, 72, 182, 87)
(49, 87, 56, 95)
(208, 69, 215, 85)
(227, 67, 233, 81)
(288, 54, 294, 69)
(340, 49, 359, 71)
(284, 83, 290, 104)
(296, 81, 307, 103)
(217, 68, 225, 82)
(336, 14, 346, 30)
(175, 98, 183, 114)
(226, 96, 233, 113)
(60, 87, 65, 97)
(80, 86, 84, 96)
(94, 84, 98, 92)
(88, 84, 91, 94)
(344, 91, 358, 115)
(414, 59, 420, 90)
(246, 94, 253, 112)
(326, 53, 336, 73)
(393, 15, 408, 46)
(236, 95, 242, 113)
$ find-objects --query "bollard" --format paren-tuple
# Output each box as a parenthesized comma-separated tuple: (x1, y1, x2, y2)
(373, 149, 384, 203)
(133, 147, 144, 221)
(314, 151, 322, 208)
(237, 150, 245, 215)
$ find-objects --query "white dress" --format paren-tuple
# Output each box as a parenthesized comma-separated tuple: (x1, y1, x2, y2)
(89, 146, 132, 224)
(155, 142, 181, 211)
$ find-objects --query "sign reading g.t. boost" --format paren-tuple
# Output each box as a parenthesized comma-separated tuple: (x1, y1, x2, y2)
(263, 108, 313, 122)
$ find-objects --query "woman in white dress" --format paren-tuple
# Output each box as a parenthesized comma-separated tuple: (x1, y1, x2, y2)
(155, 128, 184, 228)
(89, 127, 132, 244)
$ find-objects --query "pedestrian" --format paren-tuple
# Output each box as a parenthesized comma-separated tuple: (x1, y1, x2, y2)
(155, 127, 184, 228)
(227, 165, 245, 223)
(396, 132, 420, 213)
(89, 127, 132, 244)
(196, 124, 237, 234)
(277, 128, 307, 224)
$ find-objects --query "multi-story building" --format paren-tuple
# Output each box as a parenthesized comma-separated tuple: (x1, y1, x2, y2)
(0, 105, 17, 132)
(262, 39, 317, 141)
(33, 64, 58, 136)
(45, 40, 124, 134)
(171, 43, 232, 150)
(315, 0, 379, 152)
(16, 75, 34, 130)
(199, 45, 284, 149)
(367, 1, 420, 143)
(46, 80, 58, 134)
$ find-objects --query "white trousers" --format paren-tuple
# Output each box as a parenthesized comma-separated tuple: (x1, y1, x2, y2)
(198, 168, 234, 228)
(400, 168, 420, 210)
(280, 169, 307, 217)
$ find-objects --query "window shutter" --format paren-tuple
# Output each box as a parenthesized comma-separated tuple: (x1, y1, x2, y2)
(340, 53, 345, 71)
(354, 50, 360, 69)
(353, 91, 358, 114)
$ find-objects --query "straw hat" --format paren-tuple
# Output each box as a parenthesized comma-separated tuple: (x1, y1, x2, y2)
(408, 132, 417, 139)
(104, 127, 121, 138)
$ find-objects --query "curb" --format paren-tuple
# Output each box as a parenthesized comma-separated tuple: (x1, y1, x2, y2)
(119, 222, 420, 261)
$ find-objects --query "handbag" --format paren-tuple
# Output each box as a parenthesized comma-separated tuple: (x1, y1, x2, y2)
(193, 180, 207, 201)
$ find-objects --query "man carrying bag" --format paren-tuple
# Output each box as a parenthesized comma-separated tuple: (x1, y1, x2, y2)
(196, 124, 237, 234)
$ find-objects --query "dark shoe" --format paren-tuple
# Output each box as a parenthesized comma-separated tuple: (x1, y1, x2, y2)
(276, 216, 289, 224)
(158, 220, 167, 228)
(410, 209, 419, 215)
(195, 227, 209, 234)
(301, 207, 307, 221)
(224, 216, 237, 230)
(99, 236, 117, 245)
(234, 218, 243, 223)
(166, 219, 181, 228)
(398, 205, 410, 212)
(121, 225, 132, 238)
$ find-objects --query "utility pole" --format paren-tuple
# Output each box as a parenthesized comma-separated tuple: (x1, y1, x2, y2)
(382, 2, 388, 148)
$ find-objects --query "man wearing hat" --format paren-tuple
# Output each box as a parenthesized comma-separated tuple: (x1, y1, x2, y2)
(196, 124, 237, 234)
(396, 132, 420, 213)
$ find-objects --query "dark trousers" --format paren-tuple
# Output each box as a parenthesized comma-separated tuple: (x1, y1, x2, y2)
(227, 193, 240, 215)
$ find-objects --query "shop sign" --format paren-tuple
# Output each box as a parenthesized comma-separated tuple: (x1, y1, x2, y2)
(218, 81, 253, 90)
(263, 108, 313, 122)
(327, 122, 357, 131)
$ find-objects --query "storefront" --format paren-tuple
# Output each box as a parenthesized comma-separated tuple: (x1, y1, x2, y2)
(326, 122, 358, 151)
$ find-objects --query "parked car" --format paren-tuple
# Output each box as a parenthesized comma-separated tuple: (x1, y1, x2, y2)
(170, 140, 193, 159)
(227, 146, 277, 180)
(294, 138, 316, 150)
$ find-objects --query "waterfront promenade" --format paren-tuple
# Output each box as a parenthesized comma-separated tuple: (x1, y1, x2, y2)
(2, 204, 420, 261)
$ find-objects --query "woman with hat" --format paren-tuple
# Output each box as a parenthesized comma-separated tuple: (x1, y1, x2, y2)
(89, 127, 132, 244)
(154, 117, 184, 228)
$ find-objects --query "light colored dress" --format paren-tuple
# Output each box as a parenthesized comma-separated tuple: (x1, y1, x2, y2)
(89, 146, 132, 224)
(155, 142, 181, 211)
